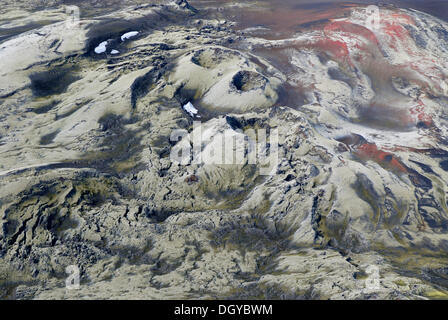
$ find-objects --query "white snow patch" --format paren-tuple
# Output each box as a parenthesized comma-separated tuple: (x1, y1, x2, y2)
(94, 41, 108, 54)
(110, 49, 120, 55)
(121, 31, 139, 41)
(183, 102, 199, 117)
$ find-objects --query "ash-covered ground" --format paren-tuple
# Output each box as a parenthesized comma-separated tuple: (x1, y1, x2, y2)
(2, 0, 448, 299)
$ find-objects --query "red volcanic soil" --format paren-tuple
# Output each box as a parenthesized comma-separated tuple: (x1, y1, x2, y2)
(355, 143, 409, 173)
(232, 2, 355, 39)
(228, 2, 441, 136)
(411, 101, 434, 128)
(324, 20, 380, 46)
(338, 135, 433, 189)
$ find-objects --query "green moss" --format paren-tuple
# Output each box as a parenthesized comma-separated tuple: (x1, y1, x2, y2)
(394, 279, 406, 287)
(39, 129, 60, 145)
(199, 165, 263, 211)
(30, 65, 80, 98)
(30, 100, 59, 114)
(352, 175, 381, 228)
(0, 268, 36, 300)
(424, 290, 448, 300)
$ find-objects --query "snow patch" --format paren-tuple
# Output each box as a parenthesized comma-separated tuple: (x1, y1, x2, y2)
(94, 41, 108, 54)
(121, 31, 139, 41)
(183, 102, 199, 117)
